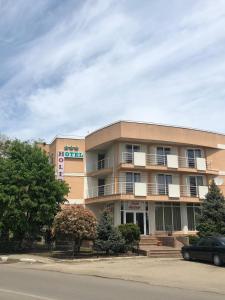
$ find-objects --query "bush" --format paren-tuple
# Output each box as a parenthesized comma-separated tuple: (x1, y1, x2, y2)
(118, 224, 140, 250)
(188, 235, 200, 245)
(197, 181, 225, 237)
(53, 205, 97, 255)
(94, 210, 125, 254)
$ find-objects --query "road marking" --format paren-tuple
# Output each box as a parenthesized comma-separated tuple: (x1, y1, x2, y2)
(0, 288, 57, 300)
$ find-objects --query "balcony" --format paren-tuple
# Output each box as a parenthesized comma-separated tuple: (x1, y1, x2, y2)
(121, 152, 212, 172)
(87, 157, 112, 174)
(86, 182, 208, 200)
(87, 183, 115, 198)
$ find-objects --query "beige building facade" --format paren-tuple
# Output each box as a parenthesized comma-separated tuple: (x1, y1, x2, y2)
(39, 137, 85, 205)
(40, 121, 225, 236)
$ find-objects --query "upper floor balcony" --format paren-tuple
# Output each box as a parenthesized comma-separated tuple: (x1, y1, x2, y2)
(120, 152, 216, 174)
(86, 181, 209, 203)
(87, 156, 113, 175)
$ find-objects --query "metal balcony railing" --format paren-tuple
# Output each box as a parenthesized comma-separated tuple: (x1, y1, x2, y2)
(146, 154, 167, 166)
(121, 152, 212, 170)
(97, 157, 111, 170)
(86, 182, 208, 199)
(118, 182, 172, 196)
(88, 157, 112, 172)
(87, 183, 115, 198)
(121, 152, 134, 164)
(180, 185, 201, 197)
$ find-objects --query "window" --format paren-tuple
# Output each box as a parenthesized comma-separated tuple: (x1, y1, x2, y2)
(188, 176, 204, 197)
(187, 204, 201, 230)
(197, 238, 213, 247)
(157, 174, 172, 195)
(126, 172, 141, 193)
(125, 144, 140, 163)
(98, 153, 105, 170)
(187, 149, 202, 168)
(155, 202, 181, 231)
(157, 147, 171, 165)
(98, 178, 105, 196)
(155, 206, 164, 231)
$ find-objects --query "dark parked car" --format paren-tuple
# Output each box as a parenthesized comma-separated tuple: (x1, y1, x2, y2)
(181, 236, 225, 266)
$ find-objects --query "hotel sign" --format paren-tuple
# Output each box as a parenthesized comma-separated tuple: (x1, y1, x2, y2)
(124, 201, 146, 211)
(57, 145, 83, 180)
(64, 151, 83, 158)
(57, 152, 64, 180)
(57, 145, 84, 159)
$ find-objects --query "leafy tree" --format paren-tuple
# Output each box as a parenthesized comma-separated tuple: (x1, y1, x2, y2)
(118, 223, 140, 250)
(0, 134, 10, 157)
(94, 210, 125, 254)
(196, 180, 225, 237)
(0, 140, 69, 244)
(53, 205, 97, 255)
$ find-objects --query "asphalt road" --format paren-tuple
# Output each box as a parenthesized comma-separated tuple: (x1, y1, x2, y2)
(0, 263, 224, 300)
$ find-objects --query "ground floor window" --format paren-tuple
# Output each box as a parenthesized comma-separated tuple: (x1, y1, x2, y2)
(120, 201, 149, 235)
(187, 204, 201, 230)
(155, 202, 181, 232)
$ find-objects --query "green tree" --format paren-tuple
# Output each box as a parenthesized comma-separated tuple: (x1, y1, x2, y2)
(94, 210, 125, 254)
(118, 223, 140, 250)
(53, 205, 97, 255)
(0, 134, 10, 157)
(0, 140, 69, 245)
(196, 180, 225, 237)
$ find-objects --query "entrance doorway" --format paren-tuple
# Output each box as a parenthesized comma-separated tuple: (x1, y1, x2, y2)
(125, 211, 146, 235)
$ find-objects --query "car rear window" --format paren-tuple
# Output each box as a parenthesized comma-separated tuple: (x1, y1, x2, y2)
(197, 238, 213, 246)
(218, 238, 225, 246)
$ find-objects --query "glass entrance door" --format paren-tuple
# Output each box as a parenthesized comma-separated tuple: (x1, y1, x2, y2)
(136, 213, 145, 235)
(125, 211, 146, 235)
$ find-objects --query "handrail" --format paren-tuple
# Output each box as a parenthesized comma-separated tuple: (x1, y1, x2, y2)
(86, 182, 208, 198)
(121, 151, 211, 169)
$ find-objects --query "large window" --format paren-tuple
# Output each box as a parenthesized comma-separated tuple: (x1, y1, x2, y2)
(98, 153, 105, 170)
(157, 147, 171, 165)
(125, 172, 141, 193)
(125, 144, 140, 163)
(157, 174, 172, 195)
(187, 149, 202, 168)
(187, 204, 201, 230)
(155, 202, 181, 231)
(188, 176, 204, 197)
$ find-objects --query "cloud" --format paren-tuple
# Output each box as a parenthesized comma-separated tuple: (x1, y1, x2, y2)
(0, 0, 225, 141)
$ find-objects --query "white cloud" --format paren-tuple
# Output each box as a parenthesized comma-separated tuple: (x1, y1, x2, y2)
(1, 0, 225, 140)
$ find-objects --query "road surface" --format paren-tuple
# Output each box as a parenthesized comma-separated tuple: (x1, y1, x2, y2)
(0, 263, 224, 300)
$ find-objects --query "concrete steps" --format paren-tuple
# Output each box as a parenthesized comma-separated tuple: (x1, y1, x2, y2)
(139, 246, 182, 258)
(139, 236, 182, 258)
(139, 236, 160, 246)
(147, 249, 181, 258)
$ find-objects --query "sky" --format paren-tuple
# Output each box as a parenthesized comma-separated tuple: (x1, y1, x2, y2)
(1, 0, 225, 141)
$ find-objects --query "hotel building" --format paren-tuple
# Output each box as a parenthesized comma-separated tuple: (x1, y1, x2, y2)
(40, 121, 225, 236)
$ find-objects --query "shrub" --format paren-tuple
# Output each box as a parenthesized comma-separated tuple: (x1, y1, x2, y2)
(197, 181, 225, 237)
(94, 210, 125, 254)
(188, 235, 200, 245)
(118, 224, 140, 250)
(53, 205, 97, 255)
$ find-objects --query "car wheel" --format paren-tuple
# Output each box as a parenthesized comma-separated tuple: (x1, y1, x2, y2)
(183, 251, 191, 261)
(213, 254, 222, 266)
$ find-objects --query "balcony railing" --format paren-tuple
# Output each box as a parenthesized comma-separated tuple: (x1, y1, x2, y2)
(89, 157, 112, 172)
(121, 152, 134, 164)
(86, 182, 208, 199)
(87, 183, 115, 198)
(121, 152, 211, 170)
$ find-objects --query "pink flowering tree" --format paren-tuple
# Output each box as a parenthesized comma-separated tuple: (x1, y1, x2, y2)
(53, 205, 97, 255)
